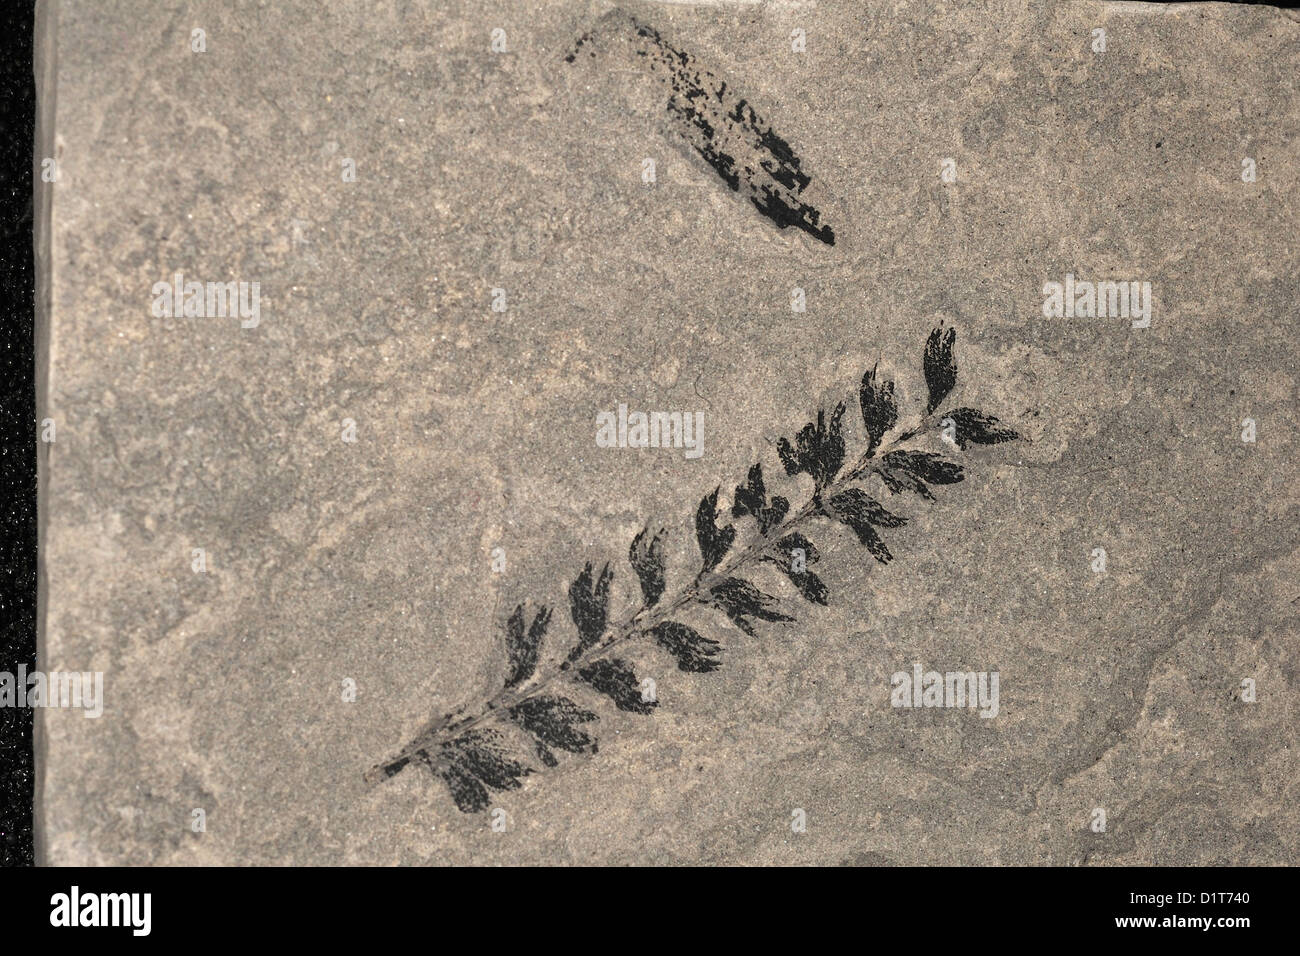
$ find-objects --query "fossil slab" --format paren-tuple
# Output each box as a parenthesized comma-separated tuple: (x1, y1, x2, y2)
(35, 0, 1300, 864)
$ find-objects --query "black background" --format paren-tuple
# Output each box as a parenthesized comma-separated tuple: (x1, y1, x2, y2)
(0, 865, 1279, 940)
(0, 0, 36, 868)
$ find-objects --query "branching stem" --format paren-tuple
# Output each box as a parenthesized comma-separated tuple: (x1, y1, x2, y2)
(363, 411, 939, 784)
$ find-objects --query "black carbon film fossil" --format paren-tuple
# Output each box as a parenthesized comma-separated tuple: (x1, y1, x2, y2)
(365, 326, 1021, 811)
(565, 9, 836, 245)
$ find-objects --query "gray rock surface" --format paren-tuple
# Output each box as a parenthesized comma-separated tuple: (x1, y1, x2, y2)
(35, 0, 1299, 864)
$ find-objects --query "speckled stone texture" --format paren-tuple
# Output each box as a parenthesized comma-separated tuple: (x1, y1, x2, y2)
(36, 0, 1299, 865)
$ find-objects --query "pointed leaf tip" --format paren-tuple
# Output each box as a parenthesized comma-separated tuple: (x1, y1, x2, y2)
(510, 694, 599, 767)
(431, 729, 531, 813)
(878, 450, 964, 501)
(629, 526, 667, 607)
(709, 577, 795, 636)
(765, 532, 829, 605)
(945, 407, 1020, 449)
(567, 562, 613, 661)
(732, 463, 790, 535)
(695, 487, 736, 572)
(777, 401, 847, 488)
(826, 489, 901, 564)
(859, 363, 898, 455)
(923, 325, 958, 414)
(578, 658, 657, 714)
(504, 603, 551, 688)
(651, 621, 723, 673)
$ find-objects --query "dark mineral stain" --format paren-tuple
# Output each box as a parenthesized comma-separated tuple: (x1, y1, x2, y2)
(566, 10, 836, 245)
